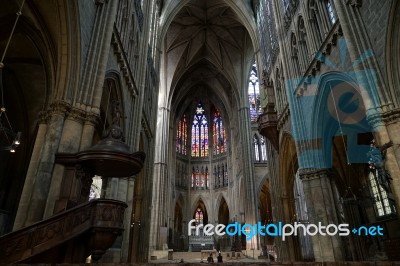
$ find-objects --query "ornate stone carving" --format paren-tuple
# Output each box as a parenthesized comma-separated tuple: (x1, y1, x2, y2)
(67, 107, 86, 124)
(141, 117, 153, 139)
(382, 107, 400, 125)
(346, 0, 362, 7)
(38, 101, 70, 123)
(0, 200, 127, 263)
(84, 111, 100, 126)
(111, 33, 139, 98)
(298, 168, 330, 180)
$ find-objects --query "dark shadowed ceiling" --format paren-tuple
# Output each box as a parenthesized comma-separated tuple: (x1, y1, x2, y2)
(165, 0, 254, 117)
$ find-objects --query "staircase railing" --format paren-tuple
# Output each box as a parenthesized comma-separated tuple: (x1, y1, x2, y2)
(0, 199, 127, 264)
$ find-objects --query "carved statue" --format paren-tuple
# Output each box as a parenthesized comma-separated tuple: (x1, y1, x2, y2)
(102, 100, 125, 142)
(368, 140, 393, 191)
(111, 100, 121, 126)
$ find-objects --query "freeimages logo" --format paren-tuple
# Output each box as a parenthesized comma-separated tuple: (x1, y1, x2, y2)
(188, 220, 383, 241)
(285, 39, 382, 169)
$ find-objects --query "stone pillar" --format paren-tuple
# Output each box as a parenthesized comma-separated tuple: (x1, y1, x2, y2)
(369, 115, 400, 214)
(149, 105, 170, 253)
(13, 116, 48, 230)
(333, 0, 400, 213)
(299, 168, 344, 261)
(23, 101, 68, 227)
(76, 0, 118, 151)
(237, 106, 258, 250)
(44, 107, 86, 218)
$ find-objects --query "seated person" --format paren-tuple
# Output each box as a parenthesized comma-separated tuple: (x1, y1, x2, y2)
(207, 253, 214, 263)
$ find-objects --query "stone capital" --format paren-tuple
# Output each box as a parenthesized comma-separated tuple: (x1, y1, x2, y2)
(298, 168, 330, 180)
(39, 101, 70, 123)
(66, 107, 86, 124)
(85, 112, 100, 126)
(382, 107, 400, 126)
(345, 0, 362, 7)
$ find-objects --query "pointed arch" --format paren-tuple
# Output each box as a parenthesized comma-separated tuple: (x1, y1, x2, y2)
(386, 0, 400, 107)
(217, 196, 230, 225)
(192, 198, 209, 225)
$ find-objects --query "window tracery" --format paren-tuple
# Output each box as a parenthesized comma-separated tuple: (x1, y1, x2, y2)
(254, 134, 267, 162)
(248, 63, 262, 121)
(194, 208, 204, 224)
(176, 114, 187, 155)
(326, 0, 336, 25)
(191, 102, 209, 157)
(309, 0, 323, 45)
(212, 108, 226, 155)
(369, 169, 396, 217)
(191, 165, 209, 189)
(298, 17, 309, 71)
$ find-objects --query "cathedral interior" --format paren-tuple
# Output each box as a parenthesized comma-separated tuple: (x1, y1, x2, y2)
(0, 0, 400, 264)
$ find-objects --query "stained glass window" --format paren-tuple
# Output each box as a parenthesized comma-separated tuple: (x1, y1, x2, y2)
(176, 114, 187, 155)
(195, 208, 204, 224)
(191, 102, 209, 157)
(254, 135, 260, 161)
(369, 169, 396, 217)
(214, 164, 228, 188)
(191, 165, 209, 189)
(254, 134, 268, 162)
(248, 63, 262, 121)
(260, 136, 268, 162)
(326, 0, 336, 25)
(212, 108, 226, 155)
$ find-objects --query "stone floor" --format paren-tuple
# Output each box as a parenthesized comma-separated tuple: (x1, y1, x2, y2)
(151, 251, 275, 264)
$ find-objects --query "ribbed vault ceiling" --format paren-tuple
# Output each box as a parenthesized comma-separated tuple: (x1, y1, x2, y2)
(165, 0, 254, 115)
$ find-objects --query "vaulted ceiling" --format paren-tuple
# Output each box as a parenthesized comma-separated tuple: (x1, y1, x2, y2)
(164, 0, 255, 116)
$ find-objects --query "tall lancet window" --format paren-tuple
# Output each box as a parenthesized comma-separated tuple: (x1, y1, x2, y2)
(212, 108, 226, 155)
(176, 114, 187, 155)
(195, 208, 204, 224)
(192, 102, 209, 157)
(248, 63, 261, 121)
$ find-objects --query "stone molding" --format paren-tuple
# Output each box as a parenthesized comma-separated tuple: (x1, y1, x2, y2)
(37, 101, 100, 126)
(111, 31, 138, 98)
(141, 117, 153, 139)
(345, 0, 362, 8)
(298, 168, 330, 180)
(66, 107, 87, 124)
(382, 107, 400, 126)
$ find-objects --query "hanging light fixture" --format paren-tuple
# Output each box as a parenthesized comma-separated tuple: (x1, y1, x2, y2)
(0, 1, 25, 153)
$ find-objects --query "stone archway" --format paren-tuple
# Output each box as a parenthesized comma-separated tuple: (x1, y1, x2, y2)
(170, 194, 185, 251)
(258, 178, 273, 247)
(217, 197, 229, 225)
(0, 5, 53, 234)
(278, 133, 303, 261)
(193, 199, 208, 225)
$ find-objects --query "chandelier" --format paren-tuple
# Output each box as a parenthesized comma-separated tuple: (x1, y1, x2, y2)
(0, 1, 25, 153)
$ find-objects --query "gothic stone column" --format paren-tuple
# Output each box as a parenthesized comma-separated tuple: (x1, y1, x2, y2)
(299, 168, 344, 261)
(17, 101, 68, 227)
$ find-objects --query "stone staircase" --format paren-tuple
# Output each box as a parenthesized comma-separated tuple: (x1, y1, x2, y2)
(0, 199, 127, 264)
